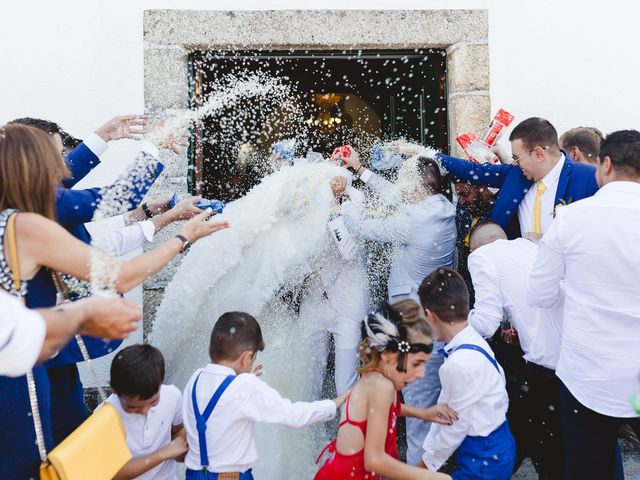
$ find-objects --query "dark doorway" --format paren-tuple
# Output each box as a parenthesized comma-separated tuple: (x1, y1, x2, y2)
(188, 49, 448, 200)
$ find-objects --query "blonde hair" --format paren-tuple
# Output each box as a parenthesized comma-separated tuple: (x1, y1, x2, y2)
(0, 124, 70, 220)
(358, 300, 433, 374)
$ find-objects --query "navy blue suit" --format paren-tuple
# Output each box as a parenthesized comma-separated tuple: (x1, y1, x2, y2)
(437, 152, 599, 238)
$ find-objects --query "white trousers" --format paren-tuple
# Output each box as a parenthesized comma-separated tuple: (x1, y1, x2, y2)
(298, 287, 361, 397)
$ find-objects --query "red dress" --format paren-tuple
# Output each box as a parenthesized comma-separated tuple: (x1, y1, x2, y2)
(314, 387, 401, 480)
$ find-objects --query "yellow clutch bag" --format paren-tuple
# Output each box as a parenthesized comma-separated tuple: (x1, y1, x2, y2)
(39, 403, 132, 480)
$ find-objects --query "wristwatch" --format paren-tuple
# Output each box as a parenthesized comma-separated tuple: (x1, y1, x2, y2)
(141, 202, 154, 219)
(174, 234, 191, 253)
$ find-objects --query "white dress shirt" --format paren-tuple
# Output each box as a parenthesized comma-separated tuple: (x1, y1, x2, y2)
(86, 214, 155, 257)
(468, 238, 563, 369)
(105, 384, 183, 480)
(527, 181, 640, 418)
(0, 291, 46, 377)
(83, 133, 109, 158)
(422, 325, 508, 471)
(518, 153, 565, 236)
(183, 364, 336, 473)
(84, 141, 159, 257)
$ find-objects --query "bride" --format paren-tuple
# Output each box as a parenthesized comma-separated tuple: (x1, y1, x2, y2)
(150, 157, 355, 478)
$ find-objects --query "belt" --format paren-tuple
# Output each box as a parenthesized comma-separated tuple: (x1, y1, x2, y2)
(186, 468, 254, 480)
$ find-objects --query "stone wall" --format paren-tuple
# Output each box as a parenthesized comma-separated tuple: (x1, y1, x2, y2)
(142, 9, 490, 328)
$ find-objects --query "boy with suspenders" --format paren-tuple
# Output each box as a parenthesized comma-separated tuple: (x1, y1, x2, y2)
(182, 312, 347, 480)
(417, 268, 516, 479)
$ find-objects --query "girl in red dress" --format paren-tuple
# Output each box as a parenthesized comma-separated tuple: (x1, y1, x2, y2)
(315, 300, 457, 480)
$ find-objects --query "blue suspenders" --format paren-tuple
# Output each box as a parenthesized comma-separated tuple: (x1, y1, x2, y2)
(192, 373, 236, 471)
(441, 343, 501, 373)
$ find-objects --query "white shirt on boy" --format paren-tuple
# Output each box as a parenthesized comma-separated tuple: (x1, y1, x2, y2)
(182, 363, 336, 473)
(422, 325, 509, 471)
(105, 384, 183, 480)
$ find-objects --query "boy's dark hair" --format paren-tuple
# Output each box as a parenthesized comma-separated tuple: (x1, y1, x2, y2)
(599, 129, 640, 177)
(8, 117, 82, 149)
(209, 312, 265, 362)
(418, 268, 470, 323)
(509, 117, 560, 151)
(110, 344, 165, 400)
(417, 157, 445, 196)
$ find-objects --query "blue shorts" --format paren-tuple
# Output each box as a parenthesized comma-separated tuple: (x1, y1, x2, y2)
(186, 468, 254, 480)
(453, 421, 516, 480)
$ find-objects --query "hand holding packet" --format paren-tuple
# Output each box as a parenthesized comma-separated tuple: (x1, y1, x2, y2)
(330, 146, 351, 166)
(272, 139, 296, 162)
(370, 145, 404, 171)
(168, 193, 225, 214)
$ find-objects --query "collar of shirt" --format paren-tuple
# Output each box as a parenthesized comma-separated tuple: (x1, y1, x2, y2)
(203, 363, 238, 377)
(443, 324, 476, 356)
(540, 152, 565, 187)
(594, 180, 640, 197)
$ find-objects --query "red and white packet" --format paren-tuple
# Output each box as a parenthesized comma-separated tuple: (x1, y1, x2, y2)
(456, 109, 515, 164)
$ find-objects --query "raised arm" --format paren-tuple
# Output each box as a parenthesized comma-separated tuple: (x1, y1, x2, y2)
(15, 210, 229, 294)
(242, 376, 337, 427)
(342, 199, 411, 244)
(436, 153, 512, 189)
(63, 115, 148, 188)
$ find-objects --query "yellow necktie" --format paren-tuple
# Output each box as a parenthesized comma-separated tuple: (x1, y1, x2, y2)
(531, 181, 547, 234)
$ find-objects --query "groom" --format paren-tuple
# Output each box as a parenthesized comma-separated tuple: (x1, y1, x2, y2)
(337, 147, 457, 465)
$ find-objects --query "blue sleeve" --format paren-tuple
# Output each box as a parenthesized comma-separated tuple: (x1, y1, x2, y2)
(55, 187, 101, 228)
(63, 144, 100, 188)
(45, 336, 123, 368)
(98, 152, 164, 213)
(55, 154, 164, 229)
(437, 153, 513, 189)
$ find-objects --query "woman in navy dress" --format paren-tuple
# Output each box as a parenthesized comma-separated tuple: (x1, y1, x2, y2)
(0, 124, 229, 478)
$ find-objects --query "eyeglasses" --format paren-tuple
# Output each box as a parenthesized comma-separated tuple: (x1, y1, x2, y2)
(511, 149, 533, 166)
(511, 145, 549, 165)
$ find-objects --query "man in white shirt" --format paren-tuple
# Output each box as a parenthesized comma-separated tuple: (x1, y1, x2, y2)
(417, 268, 515, 479)
(0, 291, 141, 377)
(527, 130, 640, 479)
(183, 312, 344, 479)
(467, 221, 563, 478)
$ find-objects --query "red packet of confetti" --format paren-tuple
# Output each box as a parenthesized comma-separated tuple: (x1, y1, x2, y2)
(483, 108, 515, 147)
(330, 146, 351, 166)
(456, 133, 499, 164)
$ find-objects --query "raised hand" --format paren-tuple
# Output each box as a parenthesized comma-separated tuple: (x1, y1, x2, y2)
(422, 403, 459, 425)
(179, 209, 230, 244)
(95, 114, 148, 142)
(77, 297, 142, 339)
(170, 197, 204, 221)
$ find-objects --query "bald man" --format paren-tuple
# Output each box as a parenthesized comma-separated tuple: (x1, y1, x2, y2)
(466, 221, 564, 479)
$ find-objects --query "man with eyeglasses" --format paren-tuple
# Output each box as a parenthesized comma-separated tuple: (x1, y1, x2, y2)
(438, 117, 599, 239)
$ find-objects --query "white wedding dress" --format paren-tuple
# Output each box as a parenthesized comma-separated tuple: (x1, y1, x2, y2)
(150, 161, 350, 478)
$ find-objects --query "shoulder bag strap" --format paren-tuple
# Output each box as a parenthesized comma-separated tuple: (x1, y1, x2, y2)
(6, 213, 22, 295)
(6, 213, 49, 462)
(50, 269, 108, 403)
